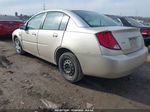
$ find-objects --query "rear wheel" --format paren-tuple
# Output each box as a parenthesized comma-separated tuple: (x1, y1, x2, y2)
(58, 52, 83, 83)
(14, 38, 25, 55)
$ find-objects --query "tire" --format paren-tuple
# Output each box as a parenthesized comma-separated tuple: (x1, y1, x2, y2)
(144, 40, 149, 47)
(14, 38, 25, 55)
(145, 42, 149, 47)
(58, 52, 83, 83)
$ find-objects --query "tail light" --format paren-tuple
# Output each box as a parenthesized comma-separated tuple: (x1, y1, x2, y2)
(141, 29, 150, 35)
(96, 31, 121, 50)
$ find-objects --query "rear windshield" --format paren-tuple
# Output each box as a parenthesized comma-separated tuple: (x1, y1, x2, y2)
(72, 10, 119, 27)
(108, 16, 123, 26)
(0, 15, 21, 21)
(125, 17, 144, 27)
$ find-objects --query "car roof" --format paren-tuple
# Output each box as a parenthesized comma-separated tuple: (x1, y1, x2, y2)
(0, 15, 21, 21)
(31, 9, 90, 28)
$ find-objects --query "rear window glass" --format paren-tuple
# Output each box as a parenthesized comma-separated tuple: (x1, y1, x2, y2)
(125, 17, 144, 27)
(108, 16, 123, 26)
(0, 15, 21, 21)
(72, 10, 119, 27)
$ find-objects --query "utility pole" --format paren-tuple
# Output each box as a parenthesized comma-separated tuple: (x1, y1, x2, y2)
(43, 0, 46, 10)
(135, 9, 138, 17)
(120, 12, 122, 16)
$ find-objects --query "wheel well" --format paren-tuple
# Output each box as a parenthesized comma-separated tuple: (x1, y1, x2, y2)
(55, 48, 73, 65)
(13, 35, 18, 42)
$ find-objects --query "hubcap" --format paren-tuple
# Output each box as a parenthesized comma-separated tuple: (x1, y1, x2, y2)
(63, 59, 75, 76)
(15, 39, 21, 53)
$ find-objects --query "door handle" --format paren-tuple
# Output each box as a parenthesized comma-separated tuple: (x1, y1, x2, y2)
(53, 33, 58, 38)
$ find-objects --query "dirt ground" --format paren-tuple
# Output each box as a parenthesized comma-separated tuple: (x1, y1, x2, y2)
(0, 37, 150, 110)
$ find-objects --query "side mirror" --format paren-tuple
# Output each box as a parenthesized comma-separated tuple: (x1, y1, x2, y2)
(19, 25, 27, 30)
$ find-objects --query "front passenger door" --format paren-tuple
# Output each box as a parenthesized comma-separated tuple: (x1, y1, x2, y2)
(21, 13, 45, 56)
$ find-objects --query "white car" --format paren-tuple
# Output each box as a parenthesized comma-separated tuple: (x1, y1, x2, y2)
(12, 10, 148, 82)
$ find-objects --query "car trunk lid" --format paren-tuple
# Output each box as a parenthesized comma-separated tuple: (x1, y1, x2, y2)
(87, 26, 144, 54)
(111, 27, 143, 54)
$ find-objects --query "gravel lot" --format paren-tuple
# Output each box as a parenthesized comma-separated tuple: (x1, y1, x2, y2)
(0, 37, 150, 110)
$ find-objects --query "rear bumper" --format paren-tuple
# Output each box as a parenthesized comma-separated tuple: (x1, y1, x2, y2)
(78, 47, 148, 78)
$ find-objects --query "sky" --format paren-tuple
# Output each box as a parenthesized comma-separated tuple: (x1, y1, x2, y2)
(0, 0, 150, 17)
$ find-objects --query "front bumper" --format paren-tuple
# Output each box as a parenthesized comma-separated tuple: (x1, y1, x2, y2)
(78, 47, 148, 78)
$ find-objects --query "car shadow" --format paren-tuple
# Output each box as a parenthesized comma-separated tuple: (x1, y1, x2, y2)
(23, 53, 57, 68)
(0, 35, 12, 42)
(23, 51, 150, 106)
(77, 62, 150, 106)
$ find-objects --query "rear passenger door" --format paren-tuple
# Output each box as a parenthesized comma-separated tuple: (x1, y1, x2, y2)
(38, 12, 69, 63)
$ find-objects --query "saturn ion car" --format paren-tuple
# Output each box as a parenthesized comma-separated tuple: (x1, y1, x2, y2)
(12, 10, 148, 82)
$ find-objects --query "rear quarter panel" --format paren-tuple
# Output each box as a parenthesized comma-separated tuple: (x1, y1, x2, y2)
(61, 31, 101, 74)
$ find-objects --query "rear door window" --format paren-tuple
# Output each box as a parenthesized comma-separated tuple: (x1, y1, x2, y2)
(59, 15, 69, 30)
(42, 12, 64, 30)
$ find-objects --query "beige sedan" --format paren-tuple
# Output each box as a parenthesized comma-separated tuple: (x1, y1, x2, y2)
(12, 10, 148, 82)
